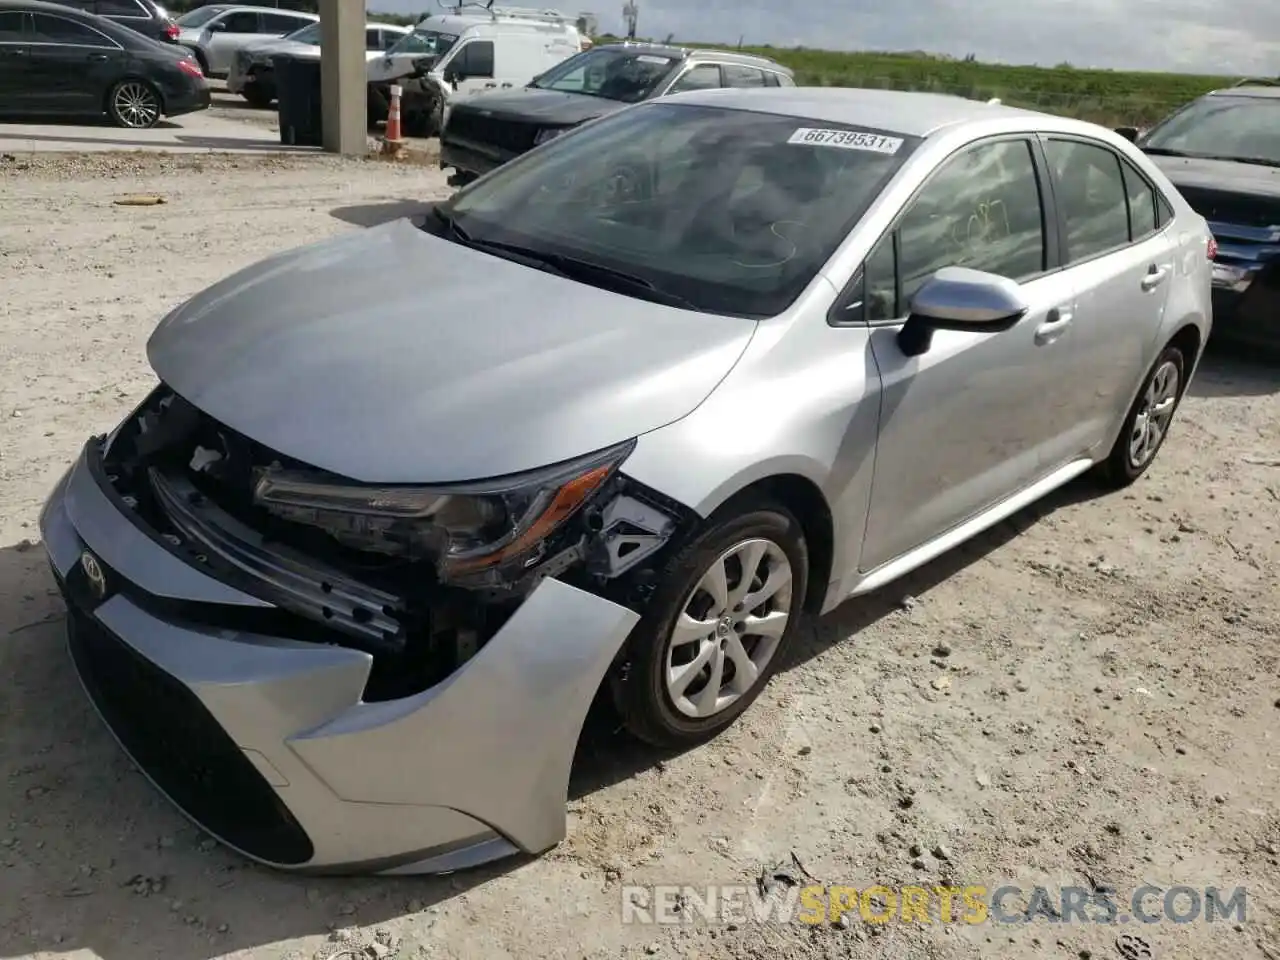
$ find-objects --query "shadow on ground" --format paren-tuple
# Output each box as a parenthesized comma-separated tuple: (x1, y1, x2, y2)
(0, 465, 1109, 959)
(1187, 345, 1280, 399)
(0, 132, 313, 153)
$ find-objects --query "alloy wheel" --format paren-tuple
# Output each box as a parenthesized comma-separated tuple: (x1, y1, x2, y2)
(1128, 359, 1180, 468)
(664, 537, 794, 719)
(113, 82, 161, 129)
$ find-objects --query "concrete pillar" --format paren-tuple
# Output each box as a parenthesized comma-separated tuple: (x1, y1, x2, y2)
(318, 0, 367, 156)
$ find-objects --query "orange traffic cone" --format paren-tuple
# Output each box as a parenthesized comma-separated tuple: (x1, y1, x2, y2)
(381, 83, 403, 155)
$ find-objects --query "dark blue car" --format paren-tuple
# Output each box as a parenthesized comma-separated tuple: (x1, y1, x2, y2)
(1125, 83, 1280, 355)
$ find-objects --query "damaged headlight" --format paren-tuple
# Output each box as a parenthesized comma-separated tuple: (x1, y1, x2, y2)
(250, 440, 634, 577)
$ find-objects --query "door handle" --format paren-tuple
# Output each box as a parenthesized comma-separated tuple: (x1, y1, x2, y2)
(1141, 264, 1170, 291)
(87, 52, 109, 61)
(3, 46, 29, 56)
(1035, 306, 1073, 345)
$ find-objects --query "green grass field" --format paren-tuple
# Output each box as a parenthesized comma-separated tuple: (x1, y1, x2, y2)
(666, 46, 1245, 126)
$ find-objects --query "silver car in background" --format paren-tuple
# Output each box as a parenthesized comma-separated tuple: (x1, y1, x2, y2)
(173, 3, 316, 77)
(40, 88, 1212, 876)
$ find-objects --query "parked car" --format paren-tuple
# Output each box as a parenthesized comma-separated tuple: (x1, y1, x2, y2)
(173, 2, 314, 77)
(1119, 82, 1280, 354)
(226, 19, 408, 107)
(40, 88, 1212, 876)
(0, 0, 208, 127)
(47, 0, 178, 43)
(439, 42, 794, 185)
(367, 6, 582, 136)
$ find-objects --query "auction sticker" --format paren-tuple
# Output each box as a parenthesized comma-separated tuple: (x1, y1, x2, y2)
(636, 55, 671, 64)
(788, 128, 903, 154)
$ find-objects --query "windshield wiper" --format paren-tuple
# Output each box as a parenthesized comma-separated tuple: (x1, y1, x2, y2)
(466, 236, 696, 309)
(1141, 146, 1191, 157)
(1205, 154, 1280, 168)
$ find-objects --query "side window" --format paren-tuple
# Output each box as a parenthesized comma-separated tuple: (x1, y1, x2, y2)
(864, 233, 898, 322)
(1043, 139, 1131, 263)
(1120, 158, 1158, 241)
(1156, 192, 1175, 227)
(365, 28, 382, 50)
(0, 10, 26, 40)
(896, 138, 1046, 305)
(453, 39, 494, 77)
(722, 64, 766, 88)
(97, 0, 146, 16)
(220, 11, 259, 32)
(668, 63, 721, 93)
(262, 13, 304, 33)
(32, 13, 115, 45)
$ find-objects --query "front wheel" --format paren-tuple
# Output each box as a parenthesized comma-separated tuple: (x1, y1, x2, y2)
(107, 79, 162, 129)
(612, 500, 809, 749)
(241, 85, 273, 109)
(1095, 344, 1186, 487)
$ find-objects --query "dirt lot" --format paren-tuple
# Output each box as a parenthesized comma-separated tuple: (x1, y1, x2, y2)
(1, 151, 1279, 960)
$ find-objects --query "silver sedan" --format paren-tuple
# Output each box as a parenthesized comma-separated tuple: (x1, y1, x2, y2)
(39, 87, 1212, 875)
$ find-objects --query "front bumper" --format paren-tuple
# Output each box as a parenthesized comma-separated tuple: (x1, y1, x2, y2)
(439, 137, 510, 177)
(40, 440, 639, 874)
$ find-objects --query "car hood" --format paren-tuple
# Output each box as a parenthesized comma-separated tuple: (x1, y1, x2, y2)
(452, 87, 628, 127)
(146, 217, 756, 484)
(1149, 155, 1280, 201)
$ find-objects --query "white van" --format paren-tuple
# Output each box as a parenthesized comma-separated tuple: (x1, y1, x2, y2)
(367, 6, 583, 134)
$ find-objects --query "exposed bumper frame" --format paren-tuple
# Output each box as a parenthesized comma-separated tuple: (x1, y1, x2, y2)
(40, 442, 640, 874)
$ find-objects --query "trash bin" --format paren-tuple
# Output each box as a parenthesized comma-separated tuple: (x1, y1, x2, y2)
(273, 54, 323, 147)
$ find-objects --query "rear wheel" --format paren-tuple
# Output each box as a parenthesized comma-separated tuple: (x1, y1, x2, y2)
(612, 500, 809, 749)
(107, 80, 162, 129)
(1095, 344, 1186, 487)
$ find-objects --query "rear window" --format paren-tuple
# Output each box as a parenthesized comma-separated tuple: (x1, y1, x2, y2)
(443, 102, 919, 318)
(98, 0, 148, 16)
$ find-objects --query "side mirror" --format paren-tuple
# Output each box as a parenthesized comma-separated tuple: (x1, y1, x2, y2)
(1114, 125, 1139, 142)
(898, 267, 1029, 357)
(207, 19, 227, 31)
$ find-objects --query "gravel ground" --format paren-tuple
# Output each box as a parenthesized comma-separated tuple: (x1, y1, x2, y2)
(1, 151, 1280, 960)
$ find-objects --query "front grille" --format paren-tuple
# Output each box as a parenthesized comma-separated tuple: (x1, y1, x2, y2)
(66, 605, 315, 866)
(445, 109, 540, 156)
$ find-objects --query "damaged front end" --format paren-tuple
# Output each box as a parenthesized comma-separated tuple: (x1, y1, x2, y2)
(99, 384, 694, 701)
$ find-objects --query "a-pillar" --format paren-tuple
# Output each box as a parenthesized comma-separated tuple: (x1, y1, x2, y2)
(318, 0, 366, 155)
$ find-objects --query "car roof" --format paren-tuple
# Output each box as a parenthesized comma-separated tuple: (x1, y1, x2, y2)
(592, 41, 790, 72)
(657, 86, 1053, 138)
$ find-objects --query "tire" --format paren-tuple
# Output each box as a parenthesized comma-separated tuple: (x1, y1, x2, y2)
(1094, 343, 1186, 488)
(242, 85, 273, 109)
(107, 79, 162, 129)
(612, 499, 809, 749)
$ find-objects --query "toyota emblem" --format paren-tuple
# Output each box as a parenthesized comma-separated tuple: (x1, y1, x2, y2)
(80, 551, 107, 600)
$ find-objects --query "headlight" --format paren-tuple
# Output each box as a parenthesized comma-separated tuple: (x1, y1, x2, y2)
(251, 440, 634, 578)
(533, 127, 565, 146)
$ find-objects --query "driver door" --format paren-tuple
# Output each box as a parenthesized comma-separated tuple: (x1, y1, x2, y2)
(445, 39, 496, 97)
(856, 135, 1080, 574)
(201, 9, 260, 75)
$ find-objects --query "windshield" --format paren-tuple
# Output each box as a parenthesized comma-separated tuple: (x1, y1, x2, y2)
(529, 47, 678, 103)
(1141, 95, 1280, 166)
(175, 5, 223, 26)
(386, 27, 458, 57)
(438, 103, 917, 318)
(284, 21, 321, 44)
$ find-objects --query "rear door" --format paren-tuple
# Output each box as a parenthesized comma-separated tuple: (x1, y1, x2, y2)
(664, 61, 721, 94)
(28, 11, 126, 113)
(1037, 136, 1177, 465)
(202, 8, 259, 74)
(262, 11, 311, 36)
(0, 10, 34, 111)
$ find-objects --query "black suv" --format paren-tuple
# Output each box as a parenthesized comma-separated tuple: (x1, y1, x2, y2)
(48, 0, 178, 42)
(1122, 82, 1280, 354)
(439, 43, 794, 187)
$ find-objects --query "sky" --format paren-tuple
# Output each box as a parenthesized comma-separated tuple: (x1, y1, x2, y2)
(381, 0, 1280, 75)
